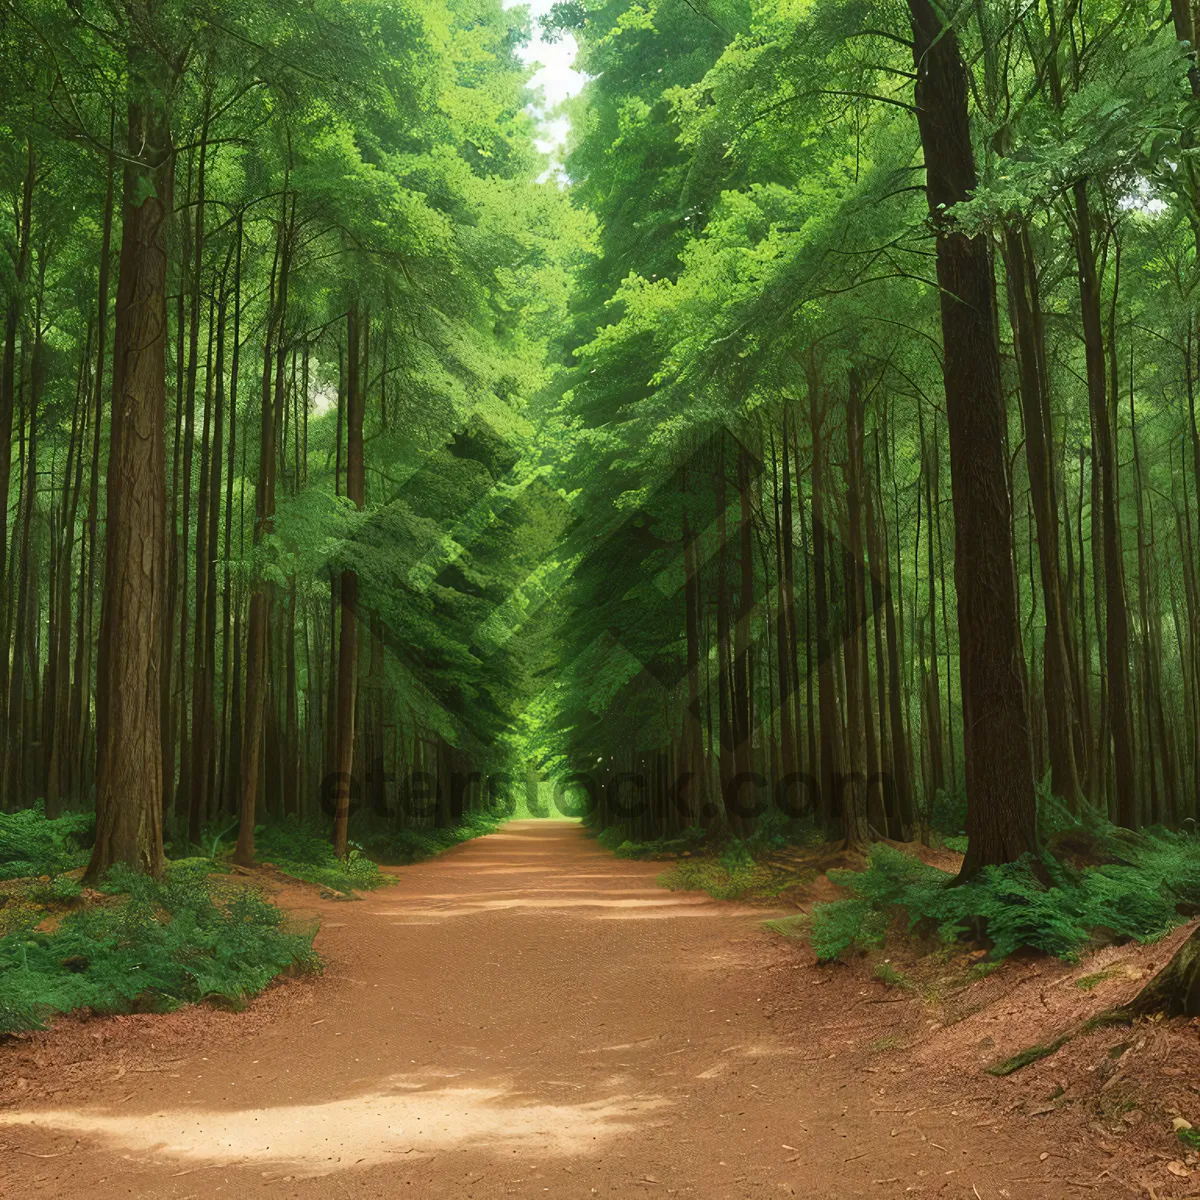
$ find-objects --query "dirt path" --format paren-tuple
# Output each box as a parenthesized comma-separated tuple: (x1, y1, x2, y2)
(0, 821, 1122, 1199)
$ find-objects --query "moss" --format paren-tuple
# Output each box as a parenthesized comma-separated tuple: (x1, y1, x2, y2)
(986, 1036, 1071, 1076)
(1075, 964, 1124, 990)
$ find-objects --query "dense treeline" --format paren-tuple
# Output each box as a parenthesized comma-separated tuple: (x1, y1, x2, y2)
(0, 0, 586, 874)
(539, 0, 1200, 867)
(5, 0, 1200, 887)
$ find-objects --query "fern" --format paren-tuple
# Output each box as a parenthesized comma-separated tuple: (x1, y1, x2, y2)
(0, 864, 319, 1035)
(0, 804, 93, 880)
(809, 817, 1200, 964)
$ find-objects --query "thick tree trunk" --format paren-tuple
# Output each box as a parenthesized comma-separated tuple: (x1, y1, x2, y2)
(86, 85, 172, 881)
(908, 0, 1038, 874)
(1128, 926, 1200, 1018)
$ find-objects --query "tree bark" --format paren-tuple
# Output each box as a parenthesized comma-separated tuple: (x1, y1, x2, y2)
(1004, 227, 1082, 807)
(234, 200, 289, 866)
(86, 78, 172, 881)
(1073, 179, 1137, 828)
(908, 0, 1038, 874)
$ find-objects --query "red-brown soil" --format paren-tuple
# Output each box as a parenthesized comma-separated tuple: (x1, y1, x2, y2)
(1, 820, 1197, 1199)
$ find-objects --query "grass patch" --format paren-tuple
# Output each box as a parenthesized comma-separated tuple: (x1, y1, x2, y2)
(1178, 1127, 1200, 1151)
(1075, 964, 1125, 990)
(874, 961, 913, 989)
(967, 959, 1005, 982)
(658, 840, 814, 902)
(763, 913, 810, 939)
(0, 861, 319, 1037)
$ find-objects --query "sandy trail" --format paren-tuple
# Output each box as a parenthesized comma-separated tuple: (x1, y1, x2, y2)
(0, 820, 1119, 1199)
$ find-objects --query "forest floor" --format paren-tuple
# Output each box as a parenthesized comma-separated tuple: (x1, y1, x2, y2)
(0, 820, 1198, 1199)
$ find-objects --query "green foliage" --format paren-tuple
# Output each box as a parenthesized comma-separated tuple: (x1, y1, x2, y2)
(658, 837, 812, 901)
(0, 865, 319, 1036)
(595, 823, 709, 860)
(348, 810, 505, 864)
(255, 820, 391, 894)
(1075, 965, 1124, 990)
(810, 821, 1200, 963)
(1178, 1128, 1200, 1151)
(25, 875, 84, 906)
(0, 805, 93, 881)
(931, 787, 968, 837)
(744, 807, 792, 853)
(873, 961, 911, 989)
(762, 913, 810, 939)
(985, 1038, 1071, 1077)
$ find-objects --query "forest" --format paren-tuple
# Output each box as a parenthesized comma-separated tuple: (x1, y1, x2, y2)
(3, 0, 1200, 1197)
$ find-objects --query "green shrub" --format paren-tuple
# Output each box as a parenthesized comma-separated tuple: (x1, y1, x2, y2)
(0, 864, 318, 1036)
(0, 805, 93, 880)
(255, 819, 391, 893)
(931, 786, 967, 836)
(596, 822, 708, 860)
(809, 819, 1200, 964)
(25, 875, 84, 906)
(349, 809, 504, 864)
(745, 807, 791, 852)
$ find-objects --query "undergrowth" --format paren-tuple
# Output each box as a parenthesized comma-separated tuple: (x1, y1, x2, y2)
(254, 821, 390, 894)
(212, 810, 504, 893)
(350, 809, 504, 865)
(594, 809, 826, 900)
(597, 808, 827, 863)
(0, 861, 319, 1036)
(0, 803, 93, 880)
(810, 802, 1200, 963)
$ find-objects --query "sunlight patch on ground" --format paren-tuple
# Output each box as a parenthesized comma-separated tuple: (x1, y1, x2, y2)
(0, 1083, 666, 1175)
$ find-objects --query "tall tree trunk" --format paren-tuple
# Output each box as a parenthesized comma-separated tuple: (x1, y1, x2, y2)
(332, 302, 365, 857)
(732, 442, 756, 828)
(234, 198, 289, 866)
(73, 134, 115, 800)
(908, 0, 1038, 874)
(1004, 227, 1082, 807)
(1073, 178, 1137, 828)
(86, 76, 172, 881)
(874, 430, 915, 836)
(809, 366, 844, 828)
(842, 369, 871, 849)
(681, 469, 706, 826)
(0, 140, 34, 747)
(45, 332, 90, 814)
(219, 216, 241, 815)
